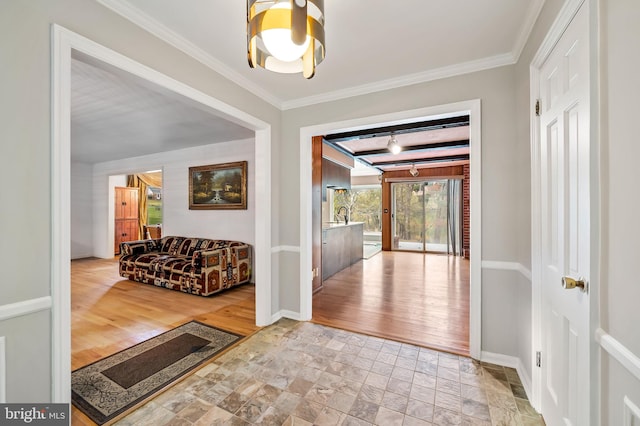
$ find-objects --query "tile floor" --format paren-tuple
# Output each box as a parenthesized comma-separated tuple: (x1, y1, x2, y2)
(115, 319, 545, 425)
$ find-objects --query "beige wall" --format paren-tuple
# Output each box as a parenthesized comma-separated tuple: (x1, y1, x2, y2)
(0, 0, 280, 401)
(599, 0, 640, 423)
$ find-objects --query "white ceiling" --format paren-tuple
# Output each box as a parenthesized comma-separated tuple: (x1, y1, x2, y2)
(98, 0, 544, 109)
(72, 0, 544, 164)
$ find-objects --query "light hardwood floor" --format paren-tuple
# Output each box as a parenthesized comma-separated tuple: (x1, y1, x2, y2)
(312, 251, 470, 356)
(71, 257, 259, 371)
(71, 257, 259, 425)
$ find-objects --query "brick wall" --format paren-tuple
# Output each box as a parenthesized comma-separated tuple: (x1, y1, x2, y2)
(463, 164, 470, 258)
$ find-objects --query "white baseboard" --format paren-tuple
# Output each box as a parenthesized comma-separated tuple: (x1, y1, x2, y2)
(271, 309, 303, 323)
(271, 246, 300, 253)
(0, 296, 52, 321)
(481, 351, 534, 404)
(481, 261, 532, 281)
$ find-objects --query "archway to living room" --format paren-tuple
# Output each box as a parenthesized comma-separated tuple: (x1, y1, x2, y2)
(51, 25, 272, 401)
(299, 100, 482, 360)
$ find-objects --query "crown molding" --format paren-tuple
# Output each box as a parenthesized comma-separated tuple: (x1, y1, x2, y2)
(96, 0, 283, 109)
(511, 0, 546, 63)
(96, 0, 542, 112)
(280, 53, 516, 110)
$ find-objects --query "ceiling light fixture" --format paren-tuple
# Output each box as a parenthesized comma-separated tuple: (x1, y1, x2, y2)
(387, 134, 401, 154)
(409, 164, 419, 177)
(247, 0, 325, 79)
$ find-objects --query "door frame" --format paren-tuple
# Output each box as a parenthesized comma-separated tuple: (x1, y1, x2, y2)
(51, 25, 273, 401)
(529, 0, 601, 414)
(299, 99, 482, 359)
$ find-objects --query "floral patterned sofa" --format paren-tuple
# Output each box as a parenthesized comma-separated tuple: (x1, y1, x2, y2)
(119, 236, 252, 296)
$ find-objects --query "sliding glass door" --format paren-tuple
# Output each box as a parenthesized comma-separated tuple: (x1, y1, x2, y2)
(391, 179, 462, 254)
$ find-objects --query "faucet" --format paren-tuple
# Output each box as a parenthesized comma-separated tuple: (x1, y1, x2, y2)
(336, 206, 348, 225)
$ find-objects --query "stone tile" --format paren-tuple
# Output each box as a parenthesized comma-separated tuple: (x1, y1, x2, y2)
(486, 390, 518, 411)
(461, 398, 491, 421)
(364, 337, 385, 350)
(296, 366, 323, 383)
(218, 391, 250, 414)
(377, 351, 399, 365)
(392, 366, 416, 382)
(460, 415, 492, 426)
(399, 345, 420, 360)
(396, 356, 418, 370)
(163, 417, 191, 426)
(381, 391, 409, 412)
(293, 398, 323, 423)
(326, 338, 346, 351)
(438, 355, 461, 371)
(359, 347, 380, 361)
(305, 383, 336, 405)
(437, 377, 461, 396)
(349, 398, 380, 423)
(193, 406, 234, 425)
(314, 406, 346, 426)
(236, 377, 263, 397)
(387, 378, 412, 397)
(156, 390, 197, 413)
(255, 406, 289, 425)
(365, 372, 390, 389)
(488, 405, 523, 426)
(432, 406, 462, 425)
(371, 360, 394, 376)
(273, 391, 302, 413)
(176, 398, 212, 423)
(282, 415, 313, 426)
(376, 406, 406, 425)
(435, 390, 461, 412)
(437, 366, 460, 382)
(510, 383, 528, 400)
(409, 383, 436, 404)
(413, 372, 437, 389)
(287, 377, 314, 397)
(326, 391, 356, 413)
(405, 399, 434, 422)
(415, 360, 439, 375)
(235, 398, 269, 423)
(515, 397, 539, 417)
(359, 383, 385, 404)
(403, 415, 433, 425)
(460, 384, 487, 404)
(342, 415, 375, 426)
(521, 414, 546, 425)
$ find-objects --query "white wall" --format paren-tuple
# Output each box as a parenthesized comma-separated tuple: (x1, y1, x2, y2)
(70, 162, 94, 259)
(92, 139, 255, 258)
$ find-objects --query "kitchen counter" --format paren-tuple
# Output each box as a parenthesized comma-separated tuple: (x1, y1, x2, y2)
(322, 222, 364, 280)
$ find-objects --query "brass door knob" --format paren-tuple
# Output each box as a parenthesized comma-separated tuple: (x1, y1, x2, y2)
(561, 276, 588, 293)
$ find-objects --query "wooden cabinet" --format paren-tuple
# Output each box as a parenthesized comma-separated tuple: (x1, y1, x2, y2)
(114, 187, 139, 254)
(322, 158, 351, 200)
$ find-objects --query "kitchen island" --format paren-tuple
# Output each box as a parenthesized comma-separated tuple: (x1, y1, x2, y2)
(322, 222, 364, 280)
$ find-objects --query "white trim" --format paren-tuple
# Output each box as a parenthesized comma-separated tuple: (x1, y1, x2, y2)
(481, 261, 532, 281)
(480, 351, 535, 404)
(0, 297, 52, 321)
(272, 245, 301, 253)
(283, 55, 511, 110)
(596, 329, 640, 382)
(510, 0, 547, 64)
(529, 0, 600, 418)
(96, 0, 545, 112)
(51, 25, 273, 401)
(271, 310, 304, 323)
(96, 0, 281, 108)
(0, 336, 6, 403)
(624, 396, 640, 426)
(299, 99, 482, 360)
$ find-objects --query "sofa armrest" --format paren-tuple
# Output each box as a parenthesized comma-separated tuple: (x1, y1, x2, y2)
(193, 249, 223, 269)
(120, 239, 158, 256)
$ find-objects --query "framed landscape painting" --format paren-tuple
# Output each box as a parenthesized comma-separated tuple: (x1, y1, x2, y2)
(189, 161, 247, 210)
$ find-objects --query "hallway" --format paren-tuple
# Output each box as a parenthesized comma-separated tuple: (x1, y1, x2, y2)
(312, 251, 470, 356)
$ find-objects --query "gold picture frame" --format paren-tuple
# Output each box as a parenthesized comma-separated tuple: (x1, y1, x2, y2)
(188, 161, 247, 210)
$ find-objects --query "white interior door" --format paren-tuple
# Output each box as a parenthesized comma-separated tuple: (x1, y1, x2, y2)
(539, 3, 590, 425)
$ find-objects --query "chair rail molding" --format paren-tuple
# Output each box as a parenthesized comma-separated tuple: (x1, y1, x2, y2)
(0, 296, 52, 321)
(595, 328, 640, 382)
